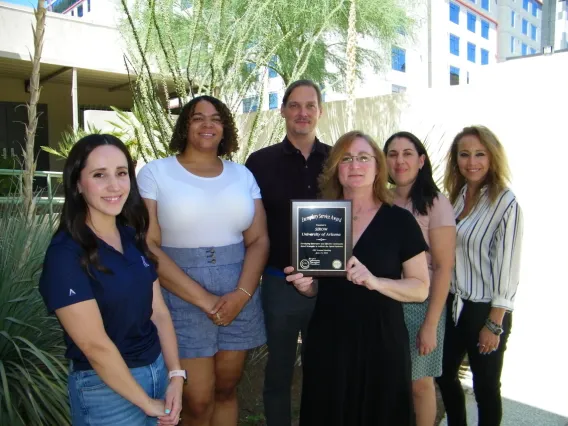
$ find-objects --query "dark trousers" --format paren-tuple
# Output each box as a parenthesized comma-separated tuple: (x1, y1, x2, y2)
(436, 294, 512, 426)
(262, 272, 316, 426)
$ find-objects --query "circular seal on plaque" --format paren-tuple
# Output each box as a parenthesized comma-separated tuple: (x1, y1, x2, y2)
(332, 259, 342, 269)
(299, 259, 310, 269)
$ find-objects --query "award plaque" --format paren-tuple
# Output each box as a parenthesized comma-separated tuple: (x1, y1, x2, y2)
(291, 200, 353, 277)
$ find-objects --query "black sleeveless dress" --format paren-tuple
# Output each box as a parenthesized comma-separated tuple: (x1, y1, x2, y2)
(299, 204, 428, 426)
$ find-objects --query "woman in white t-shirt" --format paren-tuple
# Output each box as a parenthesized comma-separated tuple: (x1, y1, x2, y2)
(137, 96, 268, 426)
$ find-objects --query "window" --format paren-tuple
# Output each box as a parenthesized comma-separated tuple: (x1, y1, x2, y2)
(450, 3, 459, 24)
(71, 9, 74, 16)
(522, 19, 528, 35)
(481, 21, 489, 39)
(511, 11, 515, 27)
(523, 0, 529, 11)
(467, 42, 476, 63)
(268, 92, 278, 110)
(268, 56, 278, 78)
(243, 96, 259, 113)
(531, 24, 537, 41)
(450, 66, 460, 86)
(392, 84, 406, 94)
(522, 43, 527, 55)
(481, 48, 489, 65)
(449, 34, 460, 56)
(481, 0, 489, 11)
(531, 0, 539, 17)
(467, 12, 476, 33)
(77, 4, 83, 17)
(510, 36, 515, 53)
(87, 0, 91, 12)
(530, 47, 536, 55)
(392, 47, 406, 72)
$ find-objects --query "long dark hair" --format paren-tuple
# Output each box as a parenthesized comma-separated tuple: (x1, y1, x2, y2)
(383, 131, 440, 216)
(169, 95, 239, 159)
(58, 134, 156, 276)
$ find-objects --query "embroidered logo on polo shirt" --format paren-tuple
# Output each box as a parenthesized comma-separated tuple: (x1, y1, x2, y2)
(141, 256, 150, 267)
(69, 289, 76, 296)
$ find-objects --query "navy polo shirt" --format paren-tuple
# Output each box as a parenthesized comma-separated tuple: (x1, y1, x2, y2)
(39, 224, 161, 371)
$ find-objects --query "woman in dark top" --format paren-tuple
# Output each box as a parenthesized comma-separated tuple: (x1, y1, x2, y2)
(39, 135, 183, 426)
(285, 131, 430, 426)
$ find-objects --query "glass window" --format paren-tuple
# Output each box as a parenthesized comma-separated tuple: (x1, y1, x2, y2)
(450, 66, 460, 86)
(392, 47, 406, 72)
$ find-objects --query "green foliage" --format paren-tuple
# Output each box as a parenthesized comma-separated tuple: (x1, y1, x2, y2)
(40, 123, 139, 162)
(0, 199, 70, 425)
(118, 0, 412, 163)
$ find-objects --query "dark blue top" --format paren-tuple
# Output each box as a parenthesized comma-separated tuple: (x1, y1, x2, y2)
(39, 224, 161, 371)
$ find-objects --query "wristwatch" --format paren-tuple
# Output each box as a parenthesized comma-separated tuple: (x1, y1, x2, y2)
(485, 318, 504, 336)
(168, 369, 188, 383)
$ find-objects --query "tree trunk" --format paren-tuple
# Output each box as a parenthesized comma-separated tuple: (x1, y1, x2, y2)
(23, 1, 46, 220)
(345, 0, 357, 130)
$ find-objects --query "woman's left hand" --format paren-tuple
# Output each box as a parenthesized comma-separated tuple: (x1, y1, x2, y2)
(207, 290, 248, 327)
(346, 256, 376, 290)
(478, 325, 500, 355)
(417, 322, 437, 356)
(158, 377, 183, 425)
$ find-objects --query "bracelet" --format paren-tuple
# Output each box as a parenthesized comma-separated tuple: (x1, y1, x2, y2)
(237, 287, 252, 298)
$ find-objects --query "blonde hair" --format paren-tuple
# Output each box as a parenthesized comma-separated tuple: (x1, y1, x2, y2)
(444, 125, 511, 204)
(318, 131, 393, 204)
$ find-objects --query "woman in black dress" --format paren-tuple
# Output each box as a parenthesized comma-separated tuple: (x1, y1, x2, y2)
(285, 131, 430, 426)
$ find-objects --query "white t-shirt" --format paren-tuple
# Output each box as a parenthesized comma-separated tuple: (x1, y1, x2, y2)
(137, 156, 261, 248)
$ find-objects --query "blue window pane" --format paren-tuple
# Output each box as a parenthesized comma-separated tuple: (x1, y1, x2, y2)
(523, 0, 529, 11)
(467, 12, 476, 33)
(243, 97, 259, 113)
(481, 0, 489, 11)
(522, 19, 528, 35)
(449, 34, 460, 56)
(391, 47, 406, 72)
(268, 56, 278, 78)
(531, 0, 538, 16)
(450, 3, 459, 24)
(450, 66, 460, 85)
(268, 93, 278, 110)
(467, 42, 476, 63)
(511, 11, 515, 27)
(481, 49, 489, 65)
(531, 24, 537, 41)
(510, 36, 515, 53)
(77, 4, 83, 17)
(522, 43, 527, 55)
(530, 48, 536, 55)
(87, 0, 91, 12)
(481, 21, 489, 39)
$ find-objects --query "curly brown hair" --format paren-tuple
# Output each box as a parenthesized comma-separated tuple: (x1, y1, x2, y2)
(319, 131, 393, 204)
(444, 125, 510, 204)
(169, 95, 239, 159)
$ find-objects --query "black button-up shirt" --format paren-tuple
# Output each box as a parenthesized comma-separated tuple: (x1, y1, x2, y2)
(245, 136, 330, 270)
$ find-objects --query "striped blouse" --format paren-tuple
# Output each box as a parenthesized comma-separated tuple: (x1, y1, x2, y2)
(451, 185, 524, 323)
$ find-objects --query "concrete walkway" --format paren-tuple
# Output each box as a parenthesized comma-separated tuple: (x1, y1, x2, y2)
(439, 382, 568, 426)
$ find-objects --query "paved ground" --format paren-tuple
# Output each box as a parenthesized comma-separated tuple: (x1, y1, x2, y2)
(439, 382, 568, 426)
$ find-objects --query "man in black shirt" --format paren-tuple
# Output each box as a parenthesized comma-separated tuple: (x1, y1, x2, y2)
(245, 80, 330, 426)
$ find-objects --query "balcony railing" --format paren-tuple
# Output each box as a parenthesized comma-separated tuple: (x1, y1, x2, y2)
(47, 0, 82, 14)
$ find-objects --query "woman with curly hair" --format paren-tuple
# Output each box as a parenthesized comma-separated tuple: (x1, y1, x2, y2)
(436, 126, 523, 426)
(137, 96, 269, 426)
(285, 131, 430, 425)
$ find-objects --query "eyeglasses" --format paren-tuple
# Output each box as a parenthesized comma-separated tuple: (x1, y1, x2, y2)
(339, 154, 376, 164)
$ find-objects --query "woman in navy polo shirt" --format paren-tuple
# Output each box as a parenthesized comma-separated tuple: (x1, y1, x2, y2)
(39, 134, 184, 426)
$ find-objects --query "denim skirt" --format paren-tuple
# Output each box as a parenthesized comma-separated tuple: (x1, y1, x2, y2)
(162, 242, 266, 359)
(67, 352, 167, 426)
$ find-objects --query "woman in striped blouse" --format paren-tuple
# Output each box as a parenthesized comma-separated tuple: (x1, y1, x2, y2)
(436, 126, 523, 426)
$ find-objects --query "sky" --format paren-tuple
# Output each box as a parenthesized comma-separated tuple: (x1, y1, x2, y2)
(3, 0, 45, 8)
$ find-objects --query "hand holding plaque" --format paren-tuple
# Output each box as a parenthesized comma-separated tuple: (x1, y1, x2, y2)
(291, 200, 353, 277)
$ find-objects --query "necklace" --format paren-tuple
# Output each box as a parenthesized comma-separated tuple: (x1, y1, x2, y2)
(353, 204, 379, 221)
